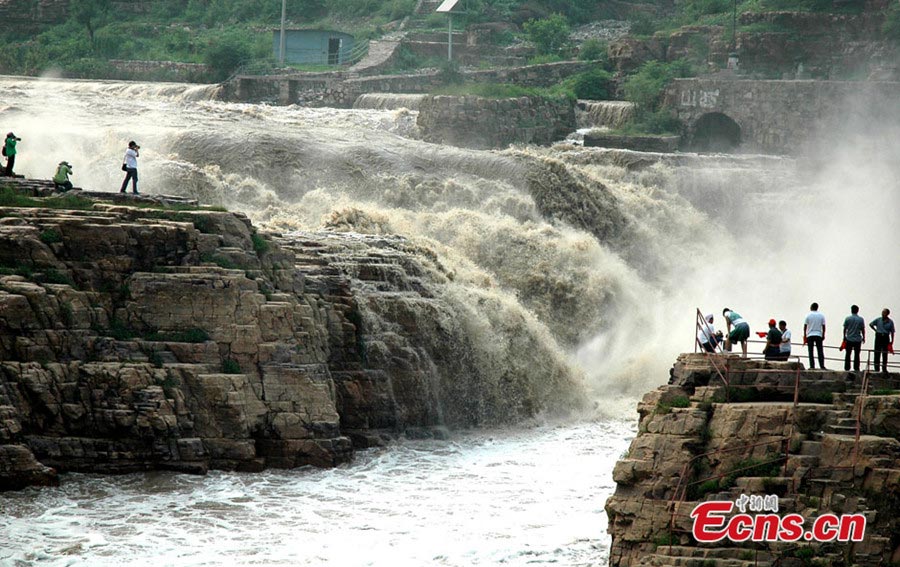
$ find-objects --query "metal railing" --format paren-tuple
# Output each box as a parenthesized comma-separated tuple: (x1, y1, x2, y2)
(660, 310, 900, 555)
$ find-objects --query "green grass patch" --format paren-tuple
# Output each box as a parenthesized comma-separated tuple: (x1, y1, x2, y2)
(431, 81, 574, 103)
(39, 229, 62, 244)
(222, 359, 242, 374)
(148, 351, 164, 368)
(656, 395, 691, 414)
(0, 187, 94, 210)
(104, 318, 136, 341)
(39, 269, 77, 287)
(251, 233, 270, 255)
(871, 389, 900, 396)
(200, 252, 239, 270)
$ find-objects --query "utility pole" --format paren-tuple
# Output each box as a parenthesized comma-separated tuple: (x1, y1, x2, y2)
(732, 0, 737, 50)
(448, 13, 453, 61)
(279, 0, 287, 66)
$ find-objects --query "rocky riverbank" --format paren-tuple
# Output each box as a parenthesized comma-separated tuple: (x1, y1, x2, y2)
(606, 354, 900, 567)
(0, 184, 583, 491)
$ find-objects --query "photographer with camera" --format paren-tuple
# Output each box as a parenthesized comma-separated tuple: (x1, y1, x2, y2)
(3, 132, 21, 177)
(119, 140, 140, 194)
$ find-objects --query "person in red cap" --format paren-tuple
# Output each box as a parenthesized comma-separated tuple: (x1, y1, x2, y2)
(764, 318, 783, 360)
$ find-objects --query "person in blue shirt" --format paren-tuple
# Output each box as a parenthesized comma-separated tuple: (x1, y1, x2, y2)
(842, 305, 865, 372)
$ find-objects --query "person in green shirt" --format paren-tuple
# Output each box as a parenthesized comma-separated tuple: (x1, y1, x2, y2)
(3, 132, 20, 176)
(723, 307, 750, 358)
(53, 161, 74, 191)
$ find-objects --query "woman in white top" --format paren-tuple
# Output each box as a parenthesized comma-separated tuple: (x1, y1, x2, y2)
(119, 140, 140, 194)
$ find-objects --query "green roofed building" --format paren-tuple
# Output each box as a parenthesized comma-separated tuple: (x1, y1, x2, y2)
(272, 29, 357, 65)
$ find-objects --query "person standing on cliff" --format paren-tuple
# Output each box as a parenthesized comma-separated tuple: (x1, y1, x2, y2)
(842, 305, 865, 372)
(722, 308, 749, 357)
(803, 302, 826, 370)
(119, 140, 139, 194)
(778, 320, 792, 361)
(764, 319, 782, 360)
(869, 308, 895, 373)
(3, 132, 21, 176)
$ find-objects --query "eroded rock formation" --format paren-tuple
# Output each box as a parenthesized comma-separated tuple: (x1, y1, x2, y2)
(0, 194, 583, 490)
(606, 354, 900, 567)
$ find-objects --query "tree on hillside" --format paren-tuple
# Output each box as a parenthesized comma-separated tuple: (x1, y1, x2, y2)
(523, 13, 570, 55)
(69, 0, 111, 45)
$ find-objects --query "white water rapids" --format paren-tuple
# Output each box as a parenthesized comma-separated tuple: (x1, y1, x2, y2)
(1, 76, 898, 565)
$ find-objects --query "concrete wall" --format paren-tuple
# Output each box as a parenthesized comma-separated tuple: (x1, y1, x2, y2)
(108, 60, 211, 81)
(665, 78, 900, 154)
(222, 61, 597, 108)
(417, 95, 576, 150)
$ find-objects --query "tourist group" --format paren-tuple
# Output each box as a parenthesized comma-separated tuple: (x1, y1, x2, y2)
(697, 304, 896, 373)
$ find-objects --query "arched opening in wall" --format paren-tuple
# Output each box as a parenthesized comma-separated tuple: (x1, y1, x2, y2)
(691, 112, 741, 152)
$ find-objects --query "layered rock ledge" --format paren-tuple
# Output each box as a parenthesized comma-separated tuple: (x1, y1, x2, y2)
(0, 191, 582, 490)
(606, 354, 900, 567)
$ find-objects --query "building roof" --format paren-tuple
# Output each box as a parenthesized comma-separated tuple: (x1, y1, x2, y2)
(436, 0, 461, 13)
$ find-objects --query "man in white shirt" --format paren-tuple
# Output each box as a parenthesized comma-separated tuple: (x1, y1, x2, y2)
(803, 302, 826, 369)
(778, 320, 792, 361)
(119, 140, 140, 194)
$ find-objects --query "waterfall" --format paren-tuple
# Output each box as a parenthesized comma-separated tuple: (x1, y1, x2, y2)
(353, 93, 427, 111)
(576, 100, 635, 130)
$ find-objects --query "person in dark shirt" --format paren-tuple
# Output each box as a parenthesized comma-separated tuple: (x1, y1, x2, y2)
(869, 308, 895, 373)
(764, 319, 783, 361)
(842, 305, 865, 372)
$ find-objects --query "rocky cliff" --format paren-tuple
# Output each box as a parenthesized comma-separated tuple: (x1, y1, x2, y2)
(0, 187, 583, 490)
(606, 354, 900, 567)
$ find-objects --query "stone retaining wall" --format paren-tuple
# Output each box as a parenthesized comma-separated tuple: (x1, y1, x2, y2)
(417, 94, 575, 150)
(222, 61, 597, 108)
(666, 78, 900, 154)
(108, 60, 211, 82)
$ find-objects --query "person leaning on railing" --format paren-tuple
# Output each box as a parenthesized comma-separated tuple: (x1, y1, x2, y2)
(697, 313, 718, 353)
(869, 308, 895, 373)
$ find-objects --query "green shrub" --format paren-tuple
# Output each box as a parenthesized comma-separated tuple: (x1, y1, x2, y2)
(251, 233, 270, 254)
(40, 269, 76, 287)
(884, 3, 900, 43)
(200, 252, 239, 270)
(628, 13, 663, 37)
(59, 302, 74, 327)
(222, 359, 242, 374)
(623, 59, 694, 111)
(39, 229, 62, 244)
(106, 318, 136, 341)
(144, 328, 211, 343)
(148, 351, 164, 368)
(204, 32, 255, 81)
(656, 395, 691, 414)
(527, 53, 565, 65)
(566, 68, 612, 99)
(523, 14, 571, 56)
(577, 39, 606, 61)
(721, 456, 784, 489)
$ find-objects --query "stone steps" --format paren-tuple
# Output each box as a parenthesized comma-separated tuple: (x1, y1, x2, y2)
(648, 545, 772, 567)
